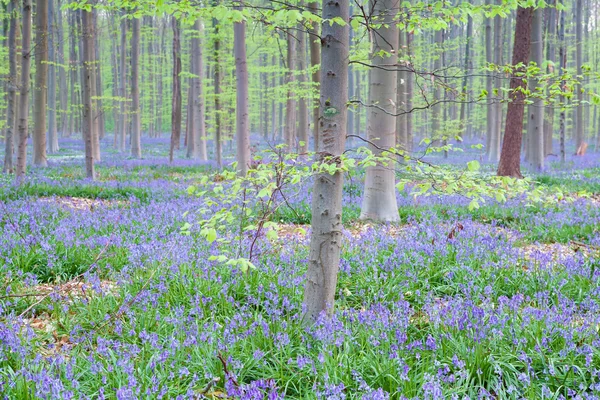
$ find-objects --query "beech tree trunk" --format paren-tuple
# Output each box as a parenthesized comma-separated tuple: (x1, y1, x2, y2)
(118, 14, 127, 152)
(485, 0, 495, 158)
(298, 19, 309, 155)
(3, 0, 17, 173)
(213, 4, 222, 167)
(47, 0, 59, 153)
(544, 2, 556, 155)
(285, 33, 297, 151)
(16, 0, 32, 180)
(360, 0, 400, 222)
(406, 31, 413, 151)
(303, 0, 349, 324)
(308, 1, 321, 151)
(80, 8, 95, 179)
(490, 2, 502, 161)
(396, 27, 408, 149)
(459, 16, 473, 139)
(527, 7, 544, 171)
(57, 0, 68, 137)
(234, 4, 251, 175)
(130, 17, 142, 158)
(575, 0, 584, 151)
(195, 21, 207, 161)
(169, 16, 181, 162)
(497, 7, 534, 178)
(33, 0, 48, 167)
(558, 3, 566, 163)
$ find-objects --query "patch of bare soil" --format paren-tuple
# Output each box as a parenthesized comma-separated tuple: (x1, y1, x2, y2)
(30, 279, 117, 300)
(38, 196, 128, 211)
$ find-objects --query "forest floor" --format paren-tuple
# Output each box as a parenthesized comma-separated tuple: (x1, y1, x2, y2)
(1, 138, 600, 399)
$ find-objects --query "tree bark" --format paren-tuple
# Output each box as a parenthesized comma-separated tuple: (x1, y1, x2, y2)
(527, 7, 544, 171)
(130, 17, 142, 158)
(406, 31, 413, 151)
(47, 0, 59, 153)
(544, 2, 556, 155)
(490, 2, 502, 161)
(3, 0, 17, 173)
(558, 3, 566, 163)
(485, 0, 495, 159)
(459, 15, 473, 139)
(303, 0, 349, 324)
(497, 7, 534, 178)
(33, 0, 48, 166)
(308, 1, 321, 151)
(285, 33, 297, 151)
(196, 20, 207, 161)
(118, 13, 127, 152)
(16, 0, 32, 180)
(169, 17, 181, 162)
(212, 5, 222, 167)
(396, 26, 407, 149)
(80, 9, 96, 179)
(57, 0, 68, 137)
(360, 0, 400, 222)
(575, 0, 584, 151)
(298, 18, 309, 155)
(234, 4, 251, 175)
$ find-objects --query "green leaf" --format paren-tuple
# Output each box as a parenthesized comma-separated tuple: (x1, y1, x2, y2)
(467, 160, 480, 172)
(206, 228, 217, 244)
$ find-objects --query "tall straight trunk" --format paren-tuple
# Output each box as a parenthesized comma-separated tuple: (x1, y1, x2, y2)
(130, 17, 142, 158)
(67, 10, 78, 138)
(308, 1, 321, 151)
(360, 0, 399, 222)
(303, 0, 349, 324)
(156, 24, 165, 137)
(3, 0, 17, 173)
(118, 14, 127, 151)
(354, 69, 360, 137)
(285, 33, 297, 151)
(186, 25, 199, 159)
(92, 6, 105, 142)
(33, 0, 48, 166)
(527, 7, 544, 171)
(57, 0, 68, 136)
(575, 0, 584, 151)
(432, 29, 443, 142)
(396, 27, 408, 149)
(297, 20, 309, 155)
(16, 0, 32, 180)
(459, 16, 473, 139)
(195, 20, 207, 161)
(109, 15, 119, 146)
(212, 5, 222, 167)
(544, 1, 556, 155)
(169, 17, 181, 162)
(234, 4, 250, 175)
(406, 31, 413, 151)
(497, 7, 534, 178)
(86, 6, 100, 162)
(271, 53, 277, 142)
(47, 0, 59, 153)
(80, 9, 95, 179)
(558, 3, 566, 163)
(489, 3, 502, 161)
(485, 0, 495, 158)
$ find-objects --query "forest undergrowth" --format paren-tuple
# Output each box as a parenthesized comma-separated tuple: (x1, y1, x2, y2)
(1, 138, 600, 399)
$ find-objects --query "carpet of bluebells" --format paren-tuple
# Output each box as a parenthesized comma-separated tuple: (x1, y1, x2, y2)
(1, 138, 600, 399)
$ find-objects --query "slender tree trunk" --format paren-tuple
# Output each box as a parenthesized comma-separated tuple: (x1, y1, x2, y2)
(47, 0, 59, 153)
(130, 17, 142, 158)
(396, 26, 407, 149)
(360, 0, 400, 222)
(497, 7, 534, 178)
(354, 69, 360, 138)
(406, 31, 413, 151)
(303, 0, 349, 324)
(544, 1, 556, 155)
(234, 3, 250, 175)
(432, 29, 443, 143)
(459, 16, 473, 139)
(186, 27, 198, 159)
(575, 0, 584, 151)
(285, 33, 297, 151)
(490, 3, 502, 161)
(118, 14, 127, 152)
(527, 7, 544, 171)
(485, 0, 495, 159)
(558, 3, 566, 163)
(169, 17, 182, 162)
(196, 20, 207, 161)
(271, 53, 277, 142)
(80, 9, 95, 179)
(212, 5, 222, 167)
(57, 0, 68, 137)
(3, 0, 17, 173)
(16, 0, 32, 180)
(33, 0, 48, 166)
(298, 19, 309, 155)
(308, 1, 321, 151)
